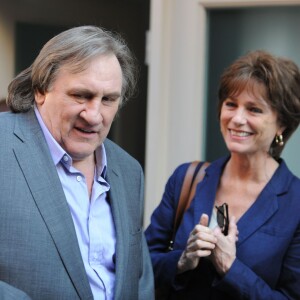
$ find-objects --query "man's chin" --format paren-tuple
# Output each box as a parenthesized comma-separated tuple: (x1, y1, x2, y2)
(68, 149, 97, 162)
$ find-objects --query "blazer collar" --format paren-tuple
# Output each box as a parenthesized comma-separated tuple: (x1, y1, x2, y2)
(236, 159, 292, 246)
(104, 139, 133, 299)
(194, 156, 292, 246)
(13, 110, 93, 299)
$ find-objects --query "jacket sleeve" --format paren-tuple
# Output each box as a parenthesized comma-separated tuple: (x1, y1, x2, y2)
(213, 224, 300, 300)
(145, 163, 190, 288)
(138, 166, 155, 300)
(214, 200, 300, 300)
(138, 234, 155, 300)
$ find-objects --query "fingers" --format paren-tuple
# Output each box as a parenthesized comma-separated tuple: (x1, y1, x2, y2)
(187, 213, 217, 252)
(213, 215, 238, 242)
(228, 216, 239, 241)
(213, 226, 222, 236)
(187, 231, 217, 249)
(199, 213, 209, 227)
(189, 214, 210, 237)
(185, 248, 213, 259)
(178, 215, 215, 274)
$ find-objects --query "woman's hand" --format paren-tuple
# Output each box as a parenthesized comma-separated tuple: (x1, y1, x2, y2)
(177, 214, 217, 274)
(210, 216, 238, 276)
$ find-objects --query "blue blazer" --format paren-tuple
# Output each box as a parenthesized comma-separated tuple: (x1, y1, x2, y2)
(0, 110, 154, 300)
(145, 156, 300, 299)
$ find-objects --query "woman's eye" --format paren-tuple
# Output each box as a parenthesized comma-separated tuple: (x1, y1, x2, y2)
(250, 107, 263, 113)
(224, 101, 236, 108)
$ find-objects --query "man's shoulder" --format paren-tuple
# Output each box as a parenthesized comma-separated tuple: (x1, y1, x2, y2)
(0, 110, 37, 138)
(0, 111, 14, 121)
(0, 111, 31, 125)
(104, 138, 141, 169)
(104, 138, 130, 156)
(0, 111, 17, 132)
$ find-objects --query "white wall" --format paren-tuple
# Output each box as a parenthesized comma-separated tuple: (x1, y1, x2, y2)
(0, 9, 14, 99)
(144, 0, 206, 226)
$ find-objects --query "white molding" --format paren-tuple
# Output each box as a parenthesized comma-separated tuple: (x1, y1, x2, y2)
(0, 11, 14, 100)
(198, 0, 300, 8)
(144, 0, 300, 227)
(144, 0, 206, 226)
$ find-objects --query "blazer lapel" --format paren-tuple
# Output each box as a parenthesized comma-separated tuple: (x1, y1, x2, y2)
(192, 157, 281, 247)
(193, 173, 219, 225)
(175, 164, 219, 247)
(236, 185, 278, 246)
(105, 155, 130, 300)
(234, 163, 293, 247)
(191, 161, 222, 227)
(13, 111, 93, 300)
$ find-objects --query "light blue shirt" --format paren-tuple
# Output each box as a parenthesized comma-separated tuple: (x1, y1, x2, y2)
(34, 106, 116, 300)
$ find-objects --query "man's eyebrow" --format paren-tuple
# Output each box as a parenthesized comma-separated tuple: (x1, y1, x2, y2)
(104, 92, 121, 98)
(68, 88, 95, 94)
(68, 88, 121, 98)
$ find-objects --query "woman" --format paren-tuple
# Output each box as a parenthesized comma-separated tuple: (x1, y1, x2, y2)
(145, 50, 300, 299)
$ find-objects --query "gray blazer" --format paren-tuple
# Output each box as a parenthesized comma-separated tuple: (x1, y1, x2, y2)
(0, 110, 154, 300)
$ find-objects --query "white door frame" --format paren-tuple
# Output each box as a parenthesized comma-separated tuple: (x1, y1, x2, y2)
(144, 0, 300, 226)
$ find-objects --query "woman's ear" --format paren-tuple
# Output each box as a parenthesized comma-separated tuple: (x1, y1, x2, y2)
(278, 125, 287, 136)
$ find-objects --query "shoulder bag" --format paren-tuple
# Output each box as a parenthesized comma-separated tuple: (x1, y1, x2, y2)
(156, 161, 210, 300)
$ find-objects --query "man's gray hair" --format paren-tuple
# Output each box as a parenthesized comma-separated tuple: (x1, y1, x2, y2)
(7, 25, 137, 112)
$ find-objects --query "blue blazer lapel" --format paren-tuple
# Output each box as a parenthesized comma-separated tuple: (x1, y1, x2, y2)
(188, 157, 281, 247)
(13, 111, 93, 299)
(236, 184, 278, 246)
(236, 162, 291, 246)
(193, 170, 219, 225)
(175, 164, 219, 247)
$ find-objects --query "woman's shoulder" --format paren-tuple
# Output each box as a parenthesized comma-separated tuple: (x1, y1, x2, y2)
(277, 159, 300, 184)
(273, 159, 300, 201)
(171, 161, 205, 179)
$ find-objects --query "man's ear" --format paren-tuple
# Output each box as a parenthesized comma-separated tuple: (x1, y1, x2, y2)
(34, 90, 46, 105)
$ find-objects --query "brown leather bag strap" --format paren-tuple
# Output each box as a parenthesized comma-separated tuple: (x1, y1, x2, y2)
(168, 161, 210, 251)
(173, 161, 199, 232)
(186, 161, 210, 213)
(174, 161, 210, 233)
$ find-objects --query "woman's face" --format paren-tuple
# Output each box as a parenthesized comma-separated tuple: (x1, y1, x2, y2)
(220, 83, 284, 158)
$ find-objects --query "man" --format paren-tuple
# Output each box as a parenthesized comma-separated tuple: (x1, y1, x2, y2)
(0, 26, 154, 300)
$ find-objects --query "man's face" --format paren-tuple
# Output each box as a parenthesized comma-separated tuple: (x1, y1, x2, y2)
(35, 54, 122, 164)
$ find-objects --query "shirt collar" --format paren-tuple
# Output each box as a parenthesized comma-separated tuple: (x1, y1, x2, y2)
(34, 105, 107, 178)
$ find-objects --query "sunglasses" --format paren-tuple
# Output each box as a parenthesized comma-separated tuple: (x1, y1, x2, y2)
(215, 203, 229, 236)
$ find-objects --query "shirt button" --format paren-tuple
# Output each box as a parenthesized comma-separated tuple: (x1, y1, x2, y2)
(76, 175, 82, 182)
(63, 155, 68, 162)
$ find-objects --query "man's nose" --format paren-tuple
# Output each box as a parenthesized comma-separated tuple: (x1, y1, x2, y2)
(80, 99, 103, 125)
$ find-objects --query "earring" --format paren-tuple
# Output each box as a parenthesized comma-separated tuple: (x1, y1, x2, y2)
(275, 134, 284, 146)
